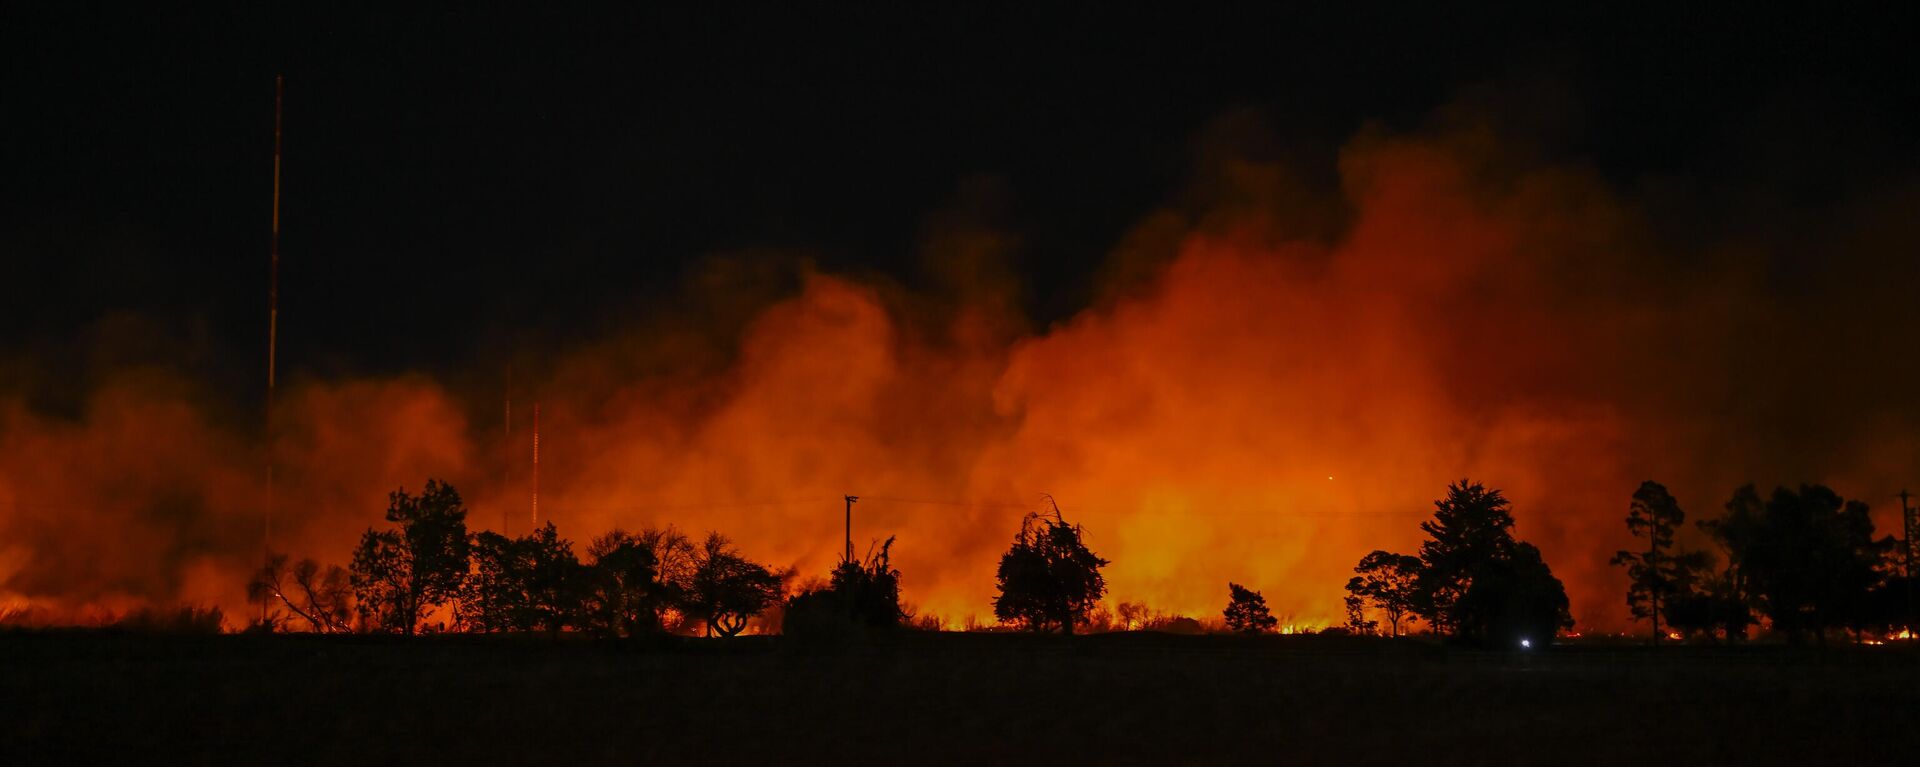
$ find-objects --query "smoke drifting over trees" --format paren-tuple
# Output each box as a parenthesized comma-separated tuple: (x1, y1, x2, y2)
(4, 86, 1920, 632)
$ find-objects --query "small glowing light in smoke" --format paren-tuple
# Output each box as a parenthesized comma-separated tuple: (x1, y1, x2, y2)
(1519, 638, 1532, 649)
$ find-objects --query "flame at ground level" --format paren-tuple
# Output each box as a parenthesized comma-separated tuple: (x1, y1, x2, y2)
(4, 118, 1919, 632)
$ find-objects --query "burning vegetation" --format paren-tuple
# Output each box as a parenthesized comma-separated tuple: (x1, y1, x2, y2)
(3, 104, 1920, 639)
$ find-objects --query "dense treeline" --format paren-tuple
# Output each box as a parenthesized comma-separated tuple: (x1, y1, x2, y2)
(252, 481, 793, 637)
(1334, 479, 1916, 646)
(243, 477, 1914, 646)
(1609, 480, 1911, 645)
(1339, 480, 1572, 647)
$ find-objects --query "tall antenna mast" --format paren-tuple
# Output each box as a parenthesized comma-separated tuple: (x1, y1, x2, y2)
(263, 74, 284, 579)
(531, 402, 540, 529)
(503, 364, 512, 534)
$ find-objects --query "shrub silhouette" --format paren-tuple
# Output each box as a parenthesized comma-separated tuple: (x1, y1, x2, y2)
(784, 536, 905, 641)
(112, 605, 226, 635)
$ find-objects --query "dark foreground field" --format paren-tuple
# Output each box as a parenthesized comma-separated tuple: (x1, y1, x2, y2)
(3, 632, 1916, 765)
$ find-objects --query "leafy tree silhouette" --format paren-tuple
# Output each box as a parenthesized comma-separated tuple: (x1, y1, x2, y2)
(248, 553, 353, 633)
(460, 522, 588, 634)
(581, 527, 691, 637)
(1414, 481, 1517, 637)
(1412, 480, 1572, 645)
(1719, 484, 1894, 644)
(1662, 570, 1748, 642)
(1696, 485, 1765, 641)
(684, 532, 782, 637)
(1609, 480, 1698, 643)
(350, 480, 471, 635)
(1346, 550, 1421, 637)
(1342, 594, 1377, 635)
(993, 497, 1108, 634)
(1453, 541, 1573, 646)
(1222, 582, 1278, 634)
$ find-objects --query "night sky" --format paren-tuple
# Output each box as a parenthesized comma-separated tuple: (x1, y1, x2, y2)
(7, 5, 1915, 400)
(7, 4, 1920, 635)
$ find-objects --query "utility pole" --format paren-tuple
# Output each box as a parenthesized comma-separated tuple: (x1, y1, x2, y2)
(531, 402, 540, 530)
(1901, 489, 1916, 642)
(843, 495, 858, 564)
(262, 75, 284, 623)
(502, 372, 512, 535)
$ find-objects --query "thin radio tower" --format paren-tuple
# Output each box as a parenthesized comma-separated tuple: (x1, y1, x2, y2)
(503, 366, 512, 534)
(263, 75, 284, 584)
(531, 402, 540, 529)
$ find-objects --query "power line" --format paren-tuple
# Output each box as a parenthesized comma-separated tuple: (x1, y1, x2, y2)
(0, 496, 1428, 519)
(540, 497, 837, 515)
(854, 496, 1427, 517)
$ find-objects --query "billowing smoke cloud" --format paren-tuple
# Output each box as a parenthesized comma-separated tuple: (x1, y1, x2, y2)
(5, 100, 1918, 630)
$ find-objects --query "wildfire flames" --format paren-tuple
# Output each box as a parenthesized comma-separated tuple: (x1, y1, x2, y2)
(4, 110, 1918, 631)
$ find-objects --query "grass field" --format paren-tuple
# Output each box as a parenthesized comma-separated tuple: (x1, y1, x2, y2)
(3, 631, 1916, 765)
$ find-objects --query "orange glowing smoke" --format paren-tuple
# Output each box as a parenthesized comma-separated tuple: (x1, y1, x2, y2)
(4, 111, 1919, 631)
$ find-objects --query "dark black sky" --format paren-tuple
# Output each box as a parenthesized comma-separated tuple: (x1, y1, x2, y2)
(4, 5, 1915, 398)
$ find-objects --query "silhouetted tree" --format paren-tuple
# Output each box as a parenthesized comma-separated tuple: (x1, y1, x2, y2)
(1343, 594, 1377, 635)
(248, 553, 353, 633)
(684, 532, 782, 637)
(1346, 550, 1422, 637)
(1663, 566, 1748, 642)
(1222, 582, 1278, 634)
(459, 522, 588, 634)
(350, 480, 471, 635)
(1414, 481, 1516, 636)
(580, 527, 688, 637)
(1609, 481, 1689, 643)
(1412, 480, 1572, 645)
(1696, 485, 1764, 641)
(993, 499, 1109, 634)
(1453, 541, 1573, 647)
(1722, 485, 1893, 644)
(785, 536, 906, 639)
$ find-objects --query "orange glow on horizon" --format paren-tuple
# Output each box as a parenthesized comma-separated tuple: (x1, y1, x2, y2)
(4, 119, 1918, 635)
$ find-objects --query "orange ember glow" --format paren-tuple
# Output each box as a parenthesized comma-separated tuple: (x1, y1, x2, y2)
(4, 115, 1919, 632)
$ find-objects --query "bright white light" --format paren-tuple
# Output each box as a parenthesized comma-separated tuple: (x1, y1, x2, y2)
(1519, 638, 1532, 649)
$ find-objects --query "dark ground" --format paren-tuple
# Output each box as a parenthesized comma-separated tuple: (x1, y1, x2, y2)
(3, 631, 1915, 765)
